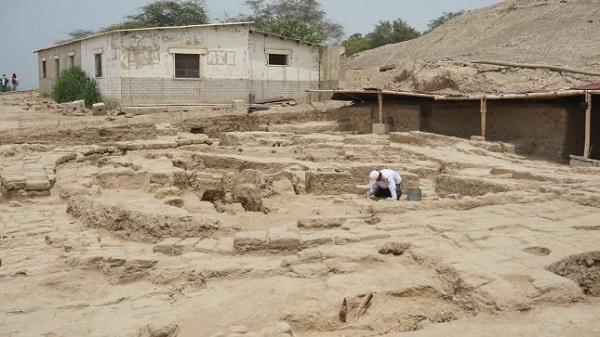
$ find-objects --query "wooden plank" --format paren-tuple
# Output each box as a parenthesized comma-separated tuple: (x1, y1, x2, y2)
(378, 91, 383, 123)
(435, 90, 585, 101)
(584, 92, 592, 158)
(480, 97, 487, 138)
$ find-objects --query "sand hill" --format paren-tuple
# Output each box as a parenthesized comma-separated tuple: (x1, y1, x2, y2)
(343, 0, 600, 94)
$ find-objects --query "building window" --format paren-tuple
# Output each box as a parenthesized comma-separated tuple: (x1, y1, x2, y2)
(95, 54, 102, 77)
(55, 58, 60, 77)
(69, 55, 75, 68)
(42, 60, 47, 78)
(268, 54, 288, 66)
(175, 54, 200, 78)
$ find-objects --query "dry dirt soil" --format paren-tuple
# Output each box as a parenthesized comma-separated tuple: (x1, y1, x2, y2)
(343, 0, 600, 94)
(1, 91, 600, 337)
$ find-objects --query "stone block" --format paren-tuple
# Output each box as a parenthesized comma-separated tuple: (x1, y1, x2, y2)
(232, 100, 246, 113)
(92, 102, 107, 116)
(194, 238, 219, 253)
(297, 217, 346, 229)
(333, 231, 361, 245)
(267, 229, 301, 251)
(153, 237, 183, 255)
(155, 123, 178, 137)
(271, 178, 296, 196)
(305, 171, 355, 195)
(353, 229, 390, 241)
(175, 237, 201, 252)
(1, 175, 26, 191)
(25, 178, 51, 191)
(301, 232, 334, 248)
(233, 231, 267, 252)
(66, 100, 85, 115)
(155, 187, 182, 199)
(372, 123, 390, 135)
(214, 237, 235, 254)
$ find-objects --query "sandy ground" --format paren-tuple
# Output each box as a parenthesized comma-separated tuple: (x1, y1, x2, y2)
(1, 91, 599, 337)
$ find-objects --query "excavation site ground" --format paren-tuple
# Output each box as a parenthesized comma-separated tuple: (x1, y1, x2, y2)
(1, 91, 599, 337)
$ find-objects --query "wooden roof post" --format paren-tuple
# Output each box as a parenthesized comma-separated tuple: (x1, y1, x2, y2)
(378, 91, 383, 124)
(480, 97, 487, 139)
(584, 91, 592, 158)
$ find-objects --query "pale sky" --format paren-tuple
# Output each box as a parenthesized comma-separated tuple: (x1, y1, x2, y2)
(0, 0, 498, 89)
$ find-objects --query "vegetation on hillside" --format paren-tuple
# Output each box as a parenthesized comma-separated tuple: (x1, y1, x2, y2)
(426, 10, 465, 33)
(343, 10, 466, 56)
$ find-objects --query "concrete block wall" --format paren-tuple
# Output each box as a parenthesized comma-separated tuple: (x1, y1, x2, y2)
(120, 78, 319, 105)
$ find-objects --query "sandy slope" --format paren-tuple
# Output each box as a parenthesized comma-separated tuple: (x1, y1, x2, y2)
(343, 0, 600, 93)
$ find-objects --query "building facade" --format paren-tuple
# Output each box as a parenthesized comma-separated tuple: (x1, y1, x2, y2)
(35, 22, 341, 105)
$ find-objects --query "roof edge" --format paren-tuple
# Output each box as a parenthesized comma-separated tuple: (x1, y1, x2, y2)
(34, 21, 254, 53)
(249, 29, 318, 46)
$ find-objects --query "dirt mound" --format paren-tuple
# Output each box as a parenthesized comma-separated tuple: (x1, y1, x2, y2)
(548, 251, 600, 297)
(344, 0, 600, 93)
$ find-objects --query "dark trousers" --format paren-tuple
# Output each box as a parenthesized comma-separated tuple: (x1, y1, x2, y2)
(374, 184, 402, 200)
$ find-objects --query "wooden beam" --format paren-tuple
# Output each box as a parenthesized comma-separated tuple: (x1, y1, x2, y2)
(378, 91, 383, 124)
(480, 97, 487, 139)
(435, 90, 585, 101)
(584, 91, 592, 158)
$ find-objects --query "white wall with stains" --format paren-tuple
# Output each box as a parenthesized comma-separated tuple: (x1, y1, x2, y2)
(248, 32, 320, 83)
(118, 25, 249, 80)
(37, 23, 339, 104)
(81, 33, 122, 101)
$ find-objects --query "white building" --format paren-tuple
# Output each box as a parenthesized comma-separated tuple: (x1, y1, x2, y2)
(35, 22, 341, 105)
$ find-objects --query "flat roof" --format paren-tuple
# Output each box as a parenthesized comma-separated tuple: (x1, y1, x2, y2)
(309, 89, 595, 102)
(35, 22, 255, 53)
(249, 29, 316, 46)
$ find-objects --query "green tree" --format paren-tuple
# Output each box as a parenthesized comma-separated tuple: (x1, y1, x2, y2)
(426, 10, 465, 33)
(52, 67, 101, 108)
(238, 0, 344, 44)
(367, 19, 420, 49)
(59, 1, 210, 42)
(342, 33, 371, 56)
(106, 0, 209, 30)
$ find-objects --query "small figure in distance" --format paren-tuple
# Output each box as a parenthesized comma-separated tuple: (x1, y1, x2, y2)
(367, 169, 402, 201)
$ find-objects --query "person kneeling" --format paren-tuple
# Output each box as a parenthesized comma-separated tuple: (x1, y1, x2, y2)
(368, 169, 402, 201)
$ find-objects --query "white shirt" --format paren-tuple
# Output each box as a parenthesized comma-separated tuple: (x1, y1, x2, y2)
(369, 169, 402, 199)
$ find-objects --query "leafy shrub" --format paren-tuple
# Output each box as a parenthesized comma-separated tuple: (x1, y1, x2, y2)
(52, 67, 101, 107)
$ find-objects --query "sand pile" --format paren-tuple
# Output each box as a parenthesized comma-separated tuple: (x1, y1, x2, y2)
(343, 0, 600, 94)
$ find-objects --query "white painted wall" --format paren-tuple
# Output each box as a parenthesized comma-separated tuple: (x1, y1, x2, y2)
(118, 25, 250, 80)
(248, 32, 320, 83)
(80, 33, 122, 100)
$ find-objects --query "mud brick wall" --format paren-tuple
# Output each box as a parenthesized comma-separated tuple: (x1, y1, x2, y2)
(487, 98, 585, 160)
(336, 103, 422, 134)
(305, 171, 358, 195)
(422, 101, 481, 139)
